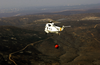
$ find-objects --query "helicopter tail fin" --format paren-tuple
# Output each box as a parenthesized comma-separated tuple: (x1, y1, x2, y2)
(60, 26, 65, 31)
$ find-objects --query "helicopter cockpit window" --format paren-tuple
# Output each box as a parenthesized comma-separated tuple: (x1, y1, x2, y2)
(48, 24, 51, 27)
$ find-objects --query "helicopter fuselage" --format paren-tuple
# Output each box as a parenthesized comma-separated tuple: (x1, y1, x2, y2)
(45, 23, 63, 34)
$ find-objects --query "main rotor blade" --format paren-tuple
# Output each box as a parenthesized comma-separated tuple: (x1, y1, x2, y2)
(56, 18, 66, 22)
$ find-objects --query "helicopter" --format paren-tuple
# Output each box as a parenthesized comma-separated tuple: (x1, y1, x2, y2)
(44, 21, 71, 35)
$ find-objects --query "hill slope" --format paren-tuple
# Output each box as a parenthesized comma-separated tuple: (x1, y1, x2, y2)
(0, 19, 100, 65)
(0, 13, 100, 65)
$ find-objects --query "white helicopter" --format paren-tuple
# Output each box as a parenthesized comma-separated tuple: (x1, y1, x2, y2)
(45, 21, 71, 35)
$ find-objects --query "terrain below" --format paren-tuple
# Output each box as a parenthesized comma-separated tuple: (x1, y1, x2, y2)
(0, 13, 100, 65)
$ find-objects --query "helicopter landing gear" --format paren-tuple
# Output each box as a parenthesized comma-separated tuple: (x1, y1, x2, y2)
(57, 32, 60, 35)
(56, 32, 60, 35)
(58, 33, 60, 35)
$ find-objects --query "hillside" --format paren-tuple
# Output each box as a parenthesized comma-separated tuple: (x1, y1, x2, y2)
(37, 9, 100, 15)
(0, 21, 100, 65)
(0, 12, 100, 29)
(0, 12, 100, 65)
